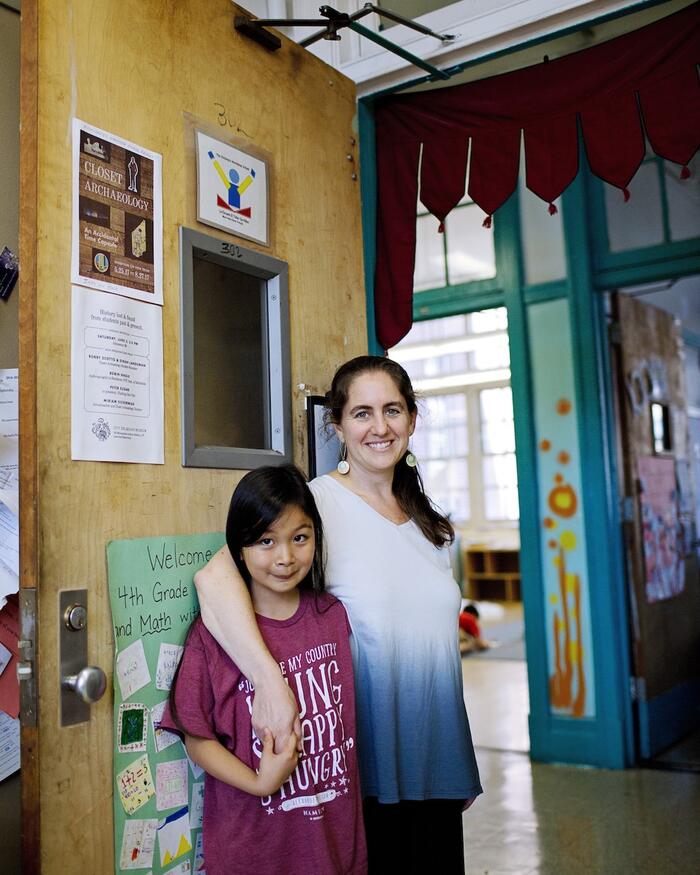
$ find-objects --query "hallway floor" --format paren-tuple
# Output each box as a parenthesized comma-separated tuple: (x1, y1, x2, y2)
(463, 747, 700, 875)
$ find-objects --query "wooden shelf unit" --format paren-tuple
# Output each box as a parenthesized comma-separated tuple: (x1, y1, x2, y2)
(463, 545, 521, 601)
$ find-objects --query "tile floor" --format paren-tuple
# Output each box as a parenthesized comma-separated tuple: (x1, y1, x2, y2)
(463, 748, 700, 875)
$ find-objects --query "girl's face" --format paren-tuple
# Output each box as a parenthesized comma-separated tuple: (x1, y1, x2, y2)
(334, 371, 416, 477)
(242, 504, 315, 617)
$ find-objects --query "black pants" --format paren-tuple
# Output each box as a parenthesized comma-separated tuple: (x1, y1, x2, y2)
(362, 797, 465, 875)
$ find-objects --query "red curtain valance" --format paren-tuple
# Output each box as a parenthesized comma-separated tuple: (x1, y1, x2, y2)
(374, 3, 700, 349)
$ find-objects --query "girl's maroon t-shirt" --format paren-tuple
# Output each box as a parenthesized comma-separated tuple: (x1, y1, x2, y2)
(161, 591, 367, 875)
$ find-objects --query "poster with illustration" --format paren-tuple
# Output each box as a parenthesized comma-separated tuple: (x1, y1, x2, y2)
(108, 532, 225, 874)
(195, 130, 269, 245)
(72, 118, 163, 304)
(637, 455, 686, 603)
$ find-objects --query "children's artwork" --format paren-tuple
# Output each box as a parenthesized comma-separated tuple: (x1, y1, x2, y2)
(71, 118, 163, 304)
(155, 643, 184, 691)
(157, 806, 192, 867)
(117, 754, 156, 815)
(164, 862, 192, 874)
(195, 130, 269, 245)
(194, 832, 205, 872)
(638, 455, 686, 603)
(151, 700, 180, 753)
(156, 759, 189, 811)
(118, 703, 148, 753)
(108, 532, 225, 875)
(190, 782, 204, 830)
(116, 639, 151, 700)
(0, 641, 11, 676)
(119, 818, 158, 870)
(186, 753, 204, 780)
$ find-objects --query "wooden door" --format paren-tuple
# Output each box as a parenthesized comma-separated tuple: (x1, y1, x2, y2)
(611, 291, 700, 759)
(18, 1, 366, 871)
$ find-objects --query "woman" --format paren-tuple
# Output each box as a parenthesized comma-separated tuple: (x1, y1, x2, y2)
(195, 356, 482, 873)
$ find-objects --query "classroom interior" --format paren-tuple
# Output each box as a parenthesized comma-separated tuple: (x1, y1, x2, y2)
(1, 0, 700, 873)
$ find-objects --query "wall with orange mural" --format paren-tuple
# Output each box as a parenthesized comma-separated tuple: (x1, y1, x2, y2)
(528, 299, 595, 718)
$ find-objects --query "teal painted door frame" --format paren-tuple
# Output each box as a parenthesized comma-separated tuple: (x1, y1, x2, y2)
(358, 96, 636, 768)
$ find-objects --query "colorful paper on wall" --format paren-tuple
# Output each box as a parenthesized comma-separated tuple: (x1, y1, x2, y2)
(0, 595, 19, 718)
(71, 119, 163, 305)
(638, 455, 686, 603)
(108, 532, 225, 875)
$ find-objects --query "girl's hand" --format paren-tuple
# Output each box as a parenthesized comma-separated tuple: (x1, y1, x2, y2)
(254, 729, 300, 797)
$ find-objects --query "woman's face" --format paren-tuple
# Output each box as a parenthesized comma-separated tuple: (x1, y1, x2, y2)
(334, 371, 416, 477)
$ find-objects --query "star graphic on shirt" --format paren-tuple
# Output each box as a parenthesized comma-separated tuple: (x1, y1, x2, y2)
(331, 781, 336, 788)
(338, 776, 348, 786)
(343, 788, 349, 795)
(265, 807, 275, 815)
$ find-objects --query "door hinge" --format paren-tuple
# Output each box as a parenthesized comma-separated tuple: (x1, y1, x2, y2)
(18, 588, 38, 728)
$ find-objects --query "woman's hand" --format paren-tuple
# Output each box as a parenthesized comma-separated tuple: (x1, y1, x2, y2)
(252, 673, 303, 753)
(254, 729, 300, 797)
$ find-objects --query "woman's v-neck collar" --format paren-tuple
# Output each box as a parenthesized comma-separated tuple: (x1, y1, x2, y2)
(324, 474, 413, 530)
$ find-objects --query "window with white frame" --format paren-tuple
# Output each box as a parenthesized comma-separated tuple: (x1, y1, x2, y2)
(390, 308, 518, 526)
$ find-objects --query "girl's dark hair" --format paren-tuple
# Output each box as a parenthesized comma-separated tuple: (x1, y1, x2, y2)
(325, 355, 454, 548)
(169, 465, 326, 734)
(225, 464, 326, 595)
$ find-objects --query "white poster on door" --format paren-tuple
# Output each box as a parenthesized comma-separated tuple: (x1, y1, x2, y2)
(71, 286, 164, 463)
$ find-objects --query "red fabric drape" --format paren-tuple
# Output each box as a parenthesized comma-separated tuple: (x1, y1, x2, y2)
(374, 3, 700, 349)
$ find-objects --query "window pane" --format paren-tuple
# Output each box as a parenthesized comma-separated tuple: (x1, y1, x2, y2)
(444, 203, 496, 283)
(484, 484, 520, 521)
(470, 307, 507, 333)
(414, 213, 446, 291)
(519, 178, 566, 285)
(666, 153, 700, 242)
(471, 335, 510, 371)
(480, 387, 515, 453)
(423, 459, 470, 521)
(401, 314, 468, 344)
(482, 453, 517, 487)
(605, 161, 664, 252)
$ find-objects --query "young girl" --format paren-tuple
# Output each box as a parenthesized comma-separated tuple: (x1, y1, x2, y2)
(162, 465, 367, 875)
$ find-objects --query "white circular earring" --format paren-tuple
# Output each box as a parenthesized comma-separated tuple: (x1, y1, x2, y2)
(405, 449, 417, 468)
(337, 442, 350, 475)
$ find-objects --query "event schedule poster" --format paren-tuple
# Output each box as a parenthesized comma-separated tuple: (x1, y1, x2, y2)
(72, 118, 163, 305)
(195, 130, 269, 245)
(71, 286, 164, 464)
(107, 531, 225, 875)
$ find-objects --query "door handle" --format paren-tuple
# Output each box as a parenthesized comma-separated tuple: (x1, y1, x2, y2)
(62, 666, 107, 704)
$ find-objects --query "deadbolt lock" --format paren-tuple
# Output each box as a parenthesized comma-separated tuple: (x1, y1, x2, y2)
(64, 603, 87, 631)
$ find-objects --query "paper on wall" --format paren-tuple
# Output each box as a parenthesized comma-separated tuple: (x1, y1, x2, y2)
(0, 711, 20, 781)
(116, 639, 151, 700)
(119, 817, 158, 870)
(118, 703, 149, 753)
(117, 754, 156, 815)
(0, 596, 19, 718)
(151, 700, 180, 753)
(190, 781, 204, 830)
(157, 806, 192, 867)
(194, 831, 204, 872)
(71, 286, 164, 464)
(156, 759, 189, 811)
(155, 643, 183, 691)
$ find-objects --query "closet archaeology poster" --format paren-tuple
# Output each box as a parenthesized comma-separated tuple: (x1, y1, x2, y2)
(107, 531, 225, 874)
(71, 118, 163, 305)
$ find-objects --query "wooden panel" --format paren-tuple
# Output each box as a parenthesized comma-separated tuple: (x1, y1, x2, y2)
(613, 293, 700, 700)
(0, 6, 20, 369)
(29, 1, 365, 870)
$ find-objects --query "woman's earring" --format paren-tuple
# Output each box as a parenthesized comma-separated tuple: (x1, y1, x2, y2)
(337, 442, 350, 475)
(405, 449, 417, 468)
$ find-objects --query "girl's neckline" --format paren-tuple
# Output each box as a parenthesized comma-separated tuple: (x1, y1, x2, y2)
(323, 474, 413, 529)
(256, 590, 310, 628)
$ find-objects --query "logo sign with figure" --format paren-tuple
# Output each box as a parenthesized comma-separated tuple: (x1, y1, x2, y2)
(195, 130, 269, 246)
(71, 118, 163, 305)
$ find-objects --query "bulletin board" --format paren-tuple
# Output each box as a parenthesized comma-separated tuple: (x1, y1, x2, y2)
(107, 532, 225, 874)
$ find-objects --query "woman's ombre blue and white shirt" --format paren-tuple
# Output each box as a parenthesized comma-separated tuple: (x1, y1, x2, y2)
(309, 475, 482, 804)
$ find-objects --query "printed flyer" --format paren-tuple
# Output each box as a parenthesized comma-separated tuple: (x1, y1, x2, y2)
(71, 286, 164, 464)
(72, 118, 163, 305)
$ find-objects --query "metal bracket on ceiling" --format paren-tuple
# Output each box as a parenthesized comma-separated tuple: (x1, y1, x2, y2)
(234, 3, 458, 81)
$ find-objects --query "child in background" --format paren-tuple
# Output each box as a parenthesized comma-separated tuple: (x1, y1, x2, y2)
(162, 466, 367, 875)
(459, 603, 491, 654)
